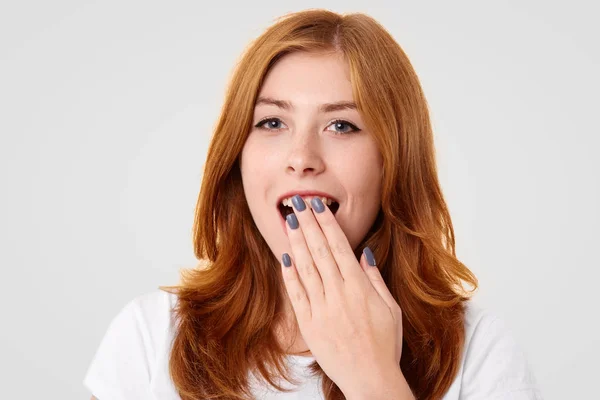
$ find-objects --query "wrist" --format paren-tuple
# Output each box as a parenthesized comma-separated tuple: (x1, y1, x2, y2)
(343, 366, 415, 400)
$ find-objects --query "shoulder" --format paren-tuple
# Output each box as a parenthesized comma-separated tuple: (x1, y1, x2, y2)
(456, 300, 543, 399)
(462, 300, 496, 342)
(115, 289, 179, 366)
(127, 289, 179, 334)
(83, 289, 180, 399)
(462, 300, 527, 364)
(109, 289, 178, 354)
(127, 288, 178, 316)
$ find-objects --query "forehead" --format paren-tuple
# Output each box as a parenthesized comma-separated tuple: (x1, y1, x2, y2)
(257, 51, 354, 104)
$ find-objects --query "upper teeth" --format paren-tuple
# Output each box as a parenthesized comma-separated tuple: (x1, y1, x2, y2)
(281, 196, 334, 208)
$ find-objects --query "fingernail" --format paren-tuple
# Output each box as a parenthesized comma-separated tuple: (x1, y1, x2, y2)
(291, 194, 306, 211)
(363, 246, 376, 266)
(286, 213, 299, 229)
(310, 197, 325, 213)
(282, 253, 291, 267)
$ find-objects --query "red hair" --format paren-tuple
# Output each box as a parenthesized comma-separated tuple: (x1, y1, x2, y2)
(161, 9, 478, 400)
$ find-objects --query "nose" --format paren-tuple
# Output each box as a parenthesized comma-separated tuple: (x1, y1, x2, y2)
(285, 132, 325, 177)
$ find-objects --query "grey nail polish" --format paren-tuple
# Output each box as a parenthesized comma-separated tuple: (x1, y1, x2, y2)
(282, 253, 291, 267)
(311, 197, 325, 213)
(363, 246, 376, 266)
(286, 213, 299, 229)
(291, 194, 306, 211)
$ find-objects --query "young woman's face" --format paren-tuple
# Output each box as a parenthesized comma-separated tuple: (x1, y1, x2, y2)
(240, 51, 383, 263)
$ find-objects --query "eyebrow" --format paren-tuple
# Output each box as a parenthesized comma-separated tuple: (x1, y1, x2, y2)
(255, 96, 357, 113)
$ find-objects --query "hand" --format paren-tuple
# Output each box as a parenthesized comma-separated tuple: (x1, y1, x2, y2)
(280, 195, 405, 396)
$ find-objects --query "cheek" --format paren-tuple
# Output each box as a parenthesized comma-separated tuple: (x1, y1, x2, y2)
(240, 141, 276, 208)
(340, 153, 382, 194)
(359, 145, 383, 191)
(241, 135, 280, 174)
(240, 141, 263, 182)
(240, 147, 260, 203)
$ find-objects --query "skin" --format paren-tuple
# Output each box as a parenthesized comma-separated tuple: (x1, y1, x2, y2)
(240, 51, 414, 398)
(240, 50, 384, 355)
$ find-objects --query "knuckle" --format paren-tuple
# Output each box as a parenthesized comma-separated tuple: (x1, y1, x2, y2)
(310, 243, 331, 260)
(292, 290, 306, 304)
(298, 261, 315, 275)
(369, 271, 385, 284)
(329, 241, 348, 256)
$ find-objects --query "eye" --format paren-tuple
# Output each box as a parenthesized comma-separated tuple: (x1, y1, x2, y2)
(255, 117, 287, 131)
(255, 117, 361, 135)
(326, 119, 361, 135)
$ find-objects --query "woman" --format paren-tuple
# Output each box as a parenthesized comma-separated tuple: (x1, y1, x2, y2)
(84, 9, 542, 400)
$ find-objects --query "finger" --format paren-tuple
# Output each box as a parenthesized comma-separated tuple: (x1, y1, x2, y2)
(286, 211, 325, 307)
(309, 196, 368, 283)
(360, 247, 400, 314)
(290, 195, 344, 292)
(281, 253, 311, 325)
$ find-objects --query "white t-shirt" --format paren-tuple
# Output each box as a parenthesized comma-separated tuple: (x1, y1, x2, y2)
(83, 290, 543, 399)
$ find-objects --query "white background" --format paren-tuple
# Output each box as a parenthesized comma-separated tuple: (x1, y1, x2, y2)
(1, 1, 597, 398)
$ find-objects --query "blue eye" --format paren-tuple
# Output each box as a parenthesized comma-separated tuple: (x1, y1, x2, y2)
(327, 119, 361, 134)
(255, 118, 286, 130)
(254, 118, 361, 134)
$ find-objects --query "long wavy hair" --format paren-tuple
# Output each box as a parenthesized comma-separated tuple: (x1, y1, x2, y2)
(161, 8, 478, 400)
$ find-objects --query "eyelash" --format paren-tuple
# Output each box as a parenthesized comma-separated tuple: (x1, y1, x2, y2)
(254, 117, 361, 135)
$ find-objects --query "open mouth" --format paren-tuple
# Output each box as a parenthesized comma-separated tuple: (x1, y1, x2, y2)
(278, 200, 340, 219)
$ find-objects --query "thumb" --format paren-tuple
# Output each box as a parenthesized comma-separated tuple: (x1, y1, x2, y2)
(360, 246, 404, 364)
(358, 246, 373, 273)
(360, 247, 394, 309)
